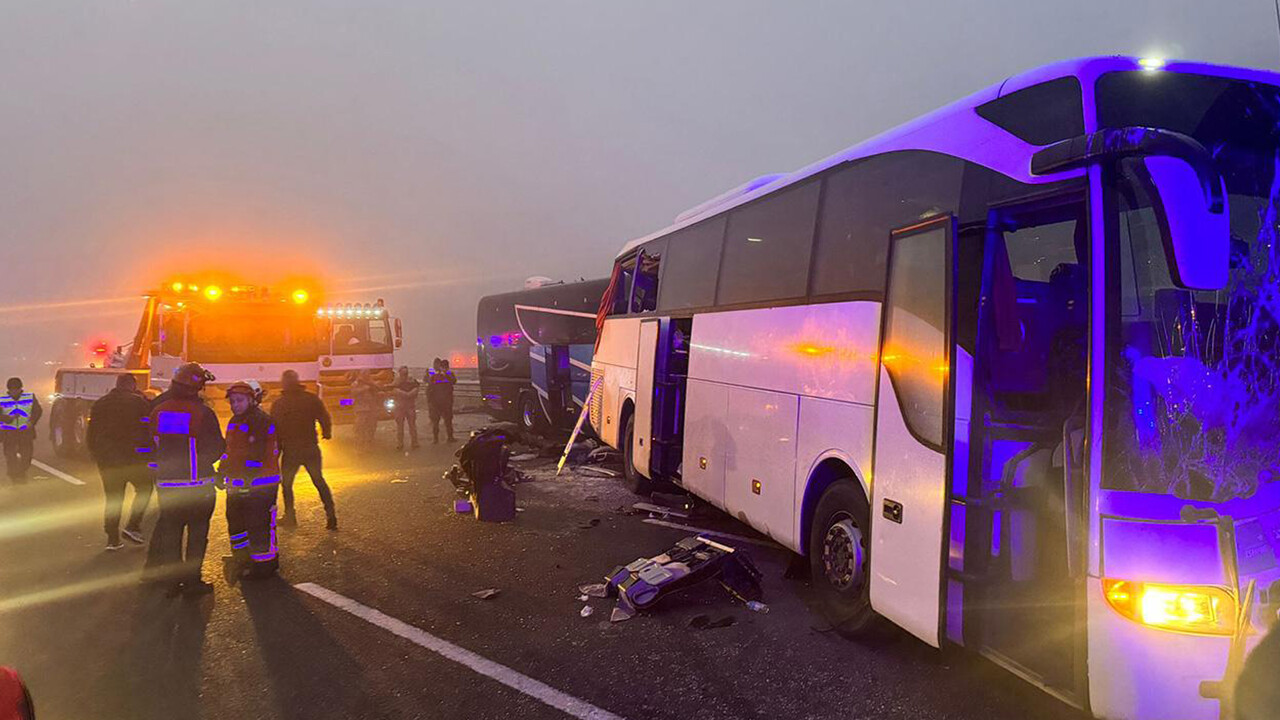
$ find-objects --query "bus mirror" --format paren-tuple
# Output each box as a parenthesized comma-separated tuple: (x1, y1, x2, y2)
(394, 318, 403, 349)
(1146, 156, 1230, 290)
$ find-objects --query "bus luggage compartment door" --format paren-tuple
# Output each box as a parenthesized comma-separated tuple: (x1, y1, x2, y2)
(869, 217, 956, 647)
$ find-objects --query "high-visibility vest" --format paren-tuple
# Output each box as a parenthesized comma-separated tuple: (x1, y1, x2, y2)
(0, 393, 34, 431)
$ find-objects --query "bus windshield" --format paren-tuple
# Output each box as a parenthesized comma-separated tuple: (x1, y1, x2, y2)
(187, 310, 320, 364)
(1100, 71, 1280, 501)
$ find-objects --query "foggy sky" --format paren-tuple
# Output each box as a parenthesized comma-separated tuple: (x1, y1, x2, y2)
(3, 0, 1279, 388)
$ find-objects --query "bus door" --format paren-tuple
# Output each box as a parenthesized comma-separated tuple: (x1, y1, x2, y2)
(960, 193, 1089, 703)
(632, 317, 689, 481)
(869, 216, 957, 647)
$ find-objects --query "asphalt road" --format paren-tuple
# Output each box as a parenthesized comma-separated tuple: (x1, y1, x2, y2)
(0, 413, 1088, 720)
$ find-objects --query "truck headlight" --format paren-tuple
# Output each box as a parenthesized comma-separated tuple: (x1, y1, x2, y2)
(1103, 579, 1237, 636)
(384, 398, 396, 411)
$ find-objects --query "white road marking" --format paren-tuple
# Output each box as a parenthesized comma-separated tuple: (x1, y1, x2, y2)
(31, 459, 87, 486)
(641, 518, 784, 550)
(294, 582, 625, 720)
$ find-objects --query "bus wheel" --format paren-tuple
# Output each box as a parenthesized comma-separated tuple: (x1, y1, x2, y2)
(519, 393, 547, 435)
(809, 481, 875, 635)
(621, 414, 652, 495)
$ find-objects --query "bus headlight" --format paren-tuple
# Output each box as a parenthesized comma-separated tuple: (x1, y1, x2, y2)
(1103, 579, 1237, 636)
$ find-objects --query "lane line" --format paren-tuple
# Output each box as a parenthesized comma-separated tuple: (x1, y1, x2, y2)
(293, 582, 625, 720)
(640, 518, 783, 550)
(31, 459, 87, 486)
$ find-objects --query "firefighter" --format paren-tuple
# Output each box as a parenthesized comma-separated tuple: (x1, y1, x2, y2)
(87, 373, 154, 550)
(145, 362, 224, 597)
(1, 377, 42, 484)
(218, 380, 281, 583)
(426, 358, 457, 444)
(269, 369, 337, 530)
(392, 365, 420, 451)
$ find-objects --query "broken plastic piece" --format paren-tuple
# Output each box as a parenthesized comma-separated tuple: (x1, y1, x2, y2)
(580, 605, 594, 618)
(579, 583, 609, 599)
(610, 605, 635, 623)
(453, 499, 474, 514)
(745, 600, 769, 613)
(471, 588, 501, 600)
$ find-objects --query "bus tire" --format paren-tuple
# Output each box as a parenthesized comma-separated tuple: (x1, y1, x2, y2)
(809, 480, 876, 636)
(519, 392, 548, 435)
(621, 413, 653, 496)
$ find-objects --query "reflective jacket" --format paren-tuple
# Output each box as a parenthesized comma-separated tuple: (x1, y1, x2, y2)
(150, 393, 225, 487)
(0, 393, 37, 432)
(219, 406, 280, 488)
(426, 370, 456, 410)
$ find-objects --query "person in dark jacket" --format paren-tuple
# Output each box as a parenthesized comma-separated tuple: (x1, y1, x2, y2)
(392, 366, 420, 451)
(144, 363, 224, 597)
(269, 369, 336, 530)
(426, 358, 457, 444)
(1, 377, 42, 484)
(218, 380, 281, 583)
(87, 374, 154, 550)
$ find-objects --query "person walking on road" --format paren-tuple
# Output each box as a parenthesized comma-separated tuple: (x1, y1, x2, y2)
(392, 366, 420, 451)
(1, 377, 42, 485)
(426, 358, 457, 444)
(87, 374, 154, 550)
(270, 369, 337, 530)
(145, 362, 224, 597)
(218, 381, 281, 583)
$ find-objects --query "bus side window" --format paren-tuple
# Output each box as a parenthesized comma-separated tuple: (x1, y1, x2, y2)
(631, 249, 661, 313)
(610, 255, 637, 315)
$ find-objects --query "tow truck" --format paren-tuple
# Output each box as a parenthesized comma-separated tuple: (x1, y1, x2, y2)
(313, 300, 403, 421)
(48, 280, 332, 457)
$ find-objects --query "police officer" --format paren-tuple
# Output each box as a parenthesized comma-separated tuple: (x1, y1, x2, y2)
(350, 370, 379, 453)
(145, 363, 224, 597)
(270, 369, 337, 530)
(218, 380, 281, 583)
(1, 378, 42, 484)
(427, 359, 457, 444)
(392, 366, 420, 451)
(87, 374, 154, 550)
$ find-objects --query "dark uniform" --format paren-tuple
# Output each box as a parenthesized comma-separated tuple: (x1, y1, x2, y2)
(219, 397, 281, 581)
(270, 378, 336, 529)
(427, 363, 457, 443)
(393, 372, 421, 450)
(87, 379, 155, 547)
(145, 366, 224, 596)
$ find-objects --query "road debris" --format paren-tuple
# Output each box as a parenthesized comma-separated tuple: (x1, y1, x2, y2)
(578, 467, 620, 479)
(610, 605, 635, 623)
(579, 605, 594, 618)
(633, 502, 690, 519)
(390, 478, 409, 484)
(579, 583, 609, 598)
(471, 588, 501, 600)
(745, 601, 769, 614)
(446, 428, 519, 522)
(577, 518, 601, 530)
(592, 535, 763, 621)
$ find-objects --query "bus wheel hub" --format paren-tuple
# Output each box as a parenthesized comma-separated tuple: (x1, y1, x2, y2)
(822, 518, 864, 591)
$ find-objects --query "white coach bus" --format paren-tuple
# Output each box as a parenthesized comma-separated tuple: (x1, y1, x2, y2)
(589, 57, 1280, 719)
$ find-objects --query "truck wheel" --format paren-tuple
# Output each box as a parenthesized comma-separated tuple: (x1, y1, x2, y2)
(621, 414, 652, 495)
(51, 399, 80, 458)
(519, 393, 548, 435)
(808, 480, 877, 636)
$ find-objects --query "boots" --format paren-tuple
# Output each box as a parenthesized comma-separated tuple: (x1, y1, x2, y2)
(279, 508, 298, 528)
(222, 551, 250, 586)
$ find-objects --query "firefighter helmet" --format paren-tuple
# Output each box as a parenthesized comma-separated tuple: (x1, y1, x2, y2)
(225, 380, 265, 405)
(172, 362, 215, 390)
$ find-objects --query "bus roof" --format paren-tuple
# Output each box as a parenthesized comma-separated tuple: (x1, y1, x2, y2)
(616, 55, 1280, 259)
